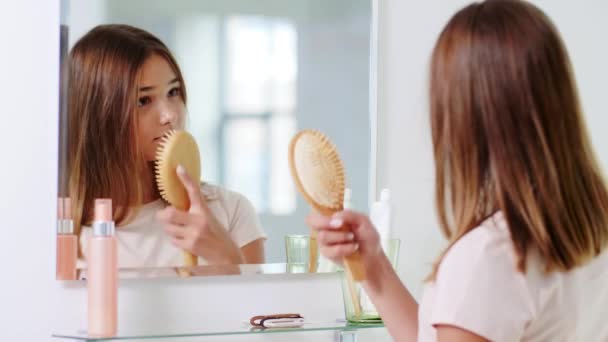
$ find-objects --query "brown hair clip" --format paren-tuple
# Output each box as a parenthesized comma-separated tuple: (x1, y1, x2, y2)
(250, 313, 304, 327)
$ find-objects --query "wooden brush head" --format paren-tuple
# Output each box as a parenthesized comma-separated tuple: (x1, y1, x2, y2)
(288, 129, 366, 281)
(288, 129, 345, 216)
(154, 130, 201, 211)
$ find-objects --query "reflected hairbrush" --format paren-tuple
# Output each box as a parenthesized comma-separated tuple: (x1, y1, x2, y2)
(155, 129, 201, 269)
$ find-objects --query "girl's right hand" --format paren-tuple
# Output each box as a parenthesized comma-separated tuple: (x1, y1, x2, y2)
(305, 210, 384, 267)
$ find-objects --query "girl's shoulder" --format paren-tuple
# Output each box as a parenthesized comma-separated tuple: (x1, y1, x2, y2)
(429, 212, 538, 340)
(437, 211, 537, 290)
(444, 212, 544, 277)
(451, 212, 512, 255)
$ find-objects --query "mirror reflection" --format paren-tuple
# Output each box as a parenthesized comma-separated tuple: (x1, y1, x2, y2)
(57, 0, 373, 279)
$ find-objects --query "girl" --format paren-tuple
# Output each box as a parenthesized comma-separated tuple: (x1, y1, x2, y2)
(68, 24, 266, 268)
(308, 1, 608, 341)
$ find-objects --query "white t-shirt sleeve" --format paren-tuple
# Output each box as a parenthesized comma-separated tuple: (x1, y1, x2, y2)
(226, 192, 267, 248)
(430, 218, 535, 342)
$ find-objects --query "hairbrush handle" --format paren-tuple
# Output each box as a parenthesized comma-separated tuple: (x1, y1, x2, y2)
(183, 251, 197, 267)
(181, 201, 198, 270)
(344, 251, 366, 280)
(309, 231, 318, 273)
(341, 221, 366, 281)
(177, 251, 198, 278)
(174, 202, 198, 273)
(340, 223, 364, 318)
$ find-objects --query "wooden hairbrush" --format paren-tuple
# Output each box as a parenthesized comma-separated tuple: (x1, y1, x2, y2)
(288, 129, 366, 316)
(155, 129, 201, 269)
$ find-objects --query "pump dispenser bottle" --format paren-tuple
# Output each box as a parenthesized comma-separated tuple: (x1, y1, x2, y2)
(87, 198, 117, 337)
(56, 197, 77, 280)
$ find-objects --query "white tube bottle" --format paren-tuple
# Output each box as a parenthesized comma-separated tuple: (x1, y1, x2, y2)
(370, 189, 392, 254)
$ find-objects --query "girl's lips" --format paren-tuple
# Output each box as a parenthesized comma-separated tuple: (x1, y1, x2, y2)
(154, 130, 172, 142)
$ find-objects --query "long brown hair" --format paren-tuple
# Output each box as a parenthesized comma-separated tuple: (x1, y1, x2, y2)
(67, 24, 188, 240)
(429, 0, 608, 279)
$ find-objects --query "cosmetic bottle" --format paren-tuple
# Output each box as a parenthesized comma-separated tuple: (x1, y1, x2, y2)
(87, 198, 117, 337)
(56, 197, 77, 280)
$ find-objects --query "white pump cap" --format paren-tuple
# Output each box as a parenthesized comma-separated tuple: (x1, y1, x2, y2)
(380, 188, 390, 203)
(343, 188, 353, 209)
(371, 188, 392, 240)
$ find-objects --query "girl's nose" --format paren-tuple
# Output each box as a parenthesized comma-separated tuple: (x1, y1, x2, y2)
(159, 103, 176, 126)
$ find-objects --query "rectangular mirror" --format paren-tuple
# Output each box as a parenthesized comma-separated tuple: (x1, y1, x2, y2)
(57, 0, 376, 279)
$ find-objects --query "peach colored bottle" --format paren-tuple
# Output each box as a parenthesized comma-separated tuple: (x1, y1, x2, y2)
(87, 198, 117, 337)
(56, 197, 77, 280)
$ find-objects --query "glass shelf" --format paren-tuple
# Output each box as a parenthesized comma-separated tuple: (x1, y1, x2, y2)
(53, 320, 384, 341)
(72, 263, 337, 280)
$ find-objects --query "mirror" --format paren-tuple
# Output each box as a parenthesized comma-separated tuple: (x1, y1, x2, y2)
(57, 0, 375, 279)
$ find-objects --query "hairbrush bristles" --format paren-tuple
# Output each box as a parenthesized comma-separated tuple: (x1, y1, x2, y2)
(289, 129, 346, 213)
(154, 129, 201, 210)
(155, 130, 175, 204)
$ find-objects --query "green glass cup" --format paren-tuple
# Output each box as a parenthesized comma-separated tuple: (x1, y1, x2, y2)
(341, 238, 401, 324)
(285, 235, 319, 273)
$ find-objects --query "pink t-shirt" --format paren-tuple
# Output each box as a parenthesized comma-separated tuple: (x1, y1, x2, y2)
(418, 212, 608, 341)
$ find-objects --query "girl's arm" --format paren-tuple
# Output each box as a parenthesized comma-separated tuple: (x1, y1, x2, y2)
(240, 238, 265, 264)
(362, 251, 419, 341)
(307, 211, 418, 341)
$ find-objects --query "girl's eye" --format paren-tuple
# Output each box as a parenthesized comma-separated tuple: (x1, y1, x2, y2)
(138, 96, 152, 107)
(168, 87, 181, 97)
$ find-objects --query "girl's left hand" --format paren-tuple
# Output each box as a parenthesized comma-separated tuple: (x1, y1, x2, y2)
(156, 165, 245, 264)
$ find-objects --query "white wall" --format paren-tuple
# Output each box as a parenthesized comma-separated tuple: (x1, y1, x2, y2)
(0, 0, 59, 340)
(1, 0, 606, 341)
(377, 0, 608, 299)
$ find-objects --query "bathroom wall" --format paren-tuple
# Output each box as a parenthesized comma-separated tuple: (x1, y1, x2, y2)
(0, 0, 59, 339)
(1, 0, 607, 340)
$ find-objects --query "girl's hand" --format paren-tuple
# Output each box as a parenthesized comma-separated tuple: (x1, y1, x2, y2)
(156, 165, 244, 264)
(305, 210, 383, 267)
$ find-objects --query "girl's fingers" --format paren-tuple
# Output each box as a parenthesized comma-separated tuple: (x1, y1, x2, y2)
(305, 213, 333, 231)
(164, 224, 188, 239)
(320, 243, 359, 260)
(317, 230, 356, 245)
(156, 207, 191, 225)
(176, 165, 209, 215)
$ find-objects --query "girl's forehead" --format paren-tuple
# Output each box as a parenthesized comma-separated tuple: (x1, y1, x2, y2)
(138, 55, 177, 85)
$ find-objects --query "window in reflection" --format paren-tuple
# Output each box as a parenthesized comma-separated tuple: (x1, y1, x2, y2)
(220, 16, 297, 215)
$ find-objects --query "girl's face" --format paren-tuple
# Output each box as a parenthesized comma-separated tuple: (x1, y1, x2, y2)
(136, 54, 186, 161)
